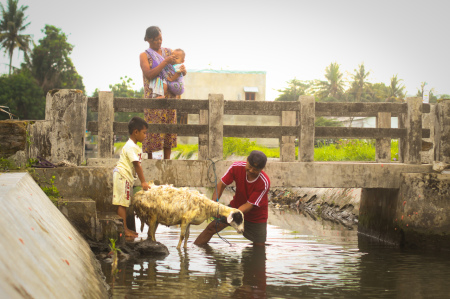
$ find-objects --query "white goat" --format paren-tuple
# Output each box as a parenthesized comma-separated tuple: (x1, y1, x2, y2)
(133, 184, 244, 249)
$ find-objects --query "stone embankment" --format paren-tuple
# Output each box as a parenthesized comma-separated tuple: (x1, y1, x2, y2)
(268, 187, 361, 228)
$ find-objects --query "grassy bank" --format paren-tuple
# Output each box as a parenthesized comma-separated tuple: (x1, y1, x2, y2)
(115, 138, 399, 162)
(172, 138, 399, 162)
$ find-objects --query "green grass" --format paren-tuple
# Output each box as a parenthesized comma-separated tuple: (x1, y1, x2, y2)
(117, 137, 399, 162)
(314, 139, 399, 161)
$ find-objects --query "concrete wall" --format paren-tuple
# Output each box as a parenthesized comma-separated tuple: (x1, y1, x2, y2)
(183, 70, 266, 101)
(359, 173, 450, 249)
(0, 172, 108, 298)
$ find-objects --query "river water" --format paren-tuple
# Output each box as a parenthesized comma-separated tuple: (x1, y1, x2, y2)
(100, 208, 450, 299)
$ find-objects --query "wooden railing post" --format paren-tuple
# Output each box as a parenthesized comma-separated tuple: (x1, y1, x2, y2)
(376, 112, 391, 162)
(208, 94, 224, 160)
(44, 89, 87, 165)
(398, 112, 407, 163)
(434, 99, 450, 163)
(280, 111, 296, 162)
(299, 96, 315, 162)
(98, 91, 114, 158)
(404, 97, 422, 164)
(198, 109, 208, 160)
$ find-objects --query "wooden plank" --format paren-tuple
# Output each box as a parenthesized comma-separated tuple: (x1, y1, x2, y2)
(208, 94, 224, 160)
(281, 111, 296, 162)
(299, 96, 315, 162)
(198, 110, 208, 160)
(97, 92, 114, 158)
(404, 97, 423, 164)
(315, 127, 405, 139)
(224, 125, 298, 138)
(376, 112, 391, 162)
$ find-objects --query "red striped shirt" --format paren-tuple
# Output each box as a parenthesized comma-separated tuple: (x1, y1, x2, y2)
(221, 161, 270, 223)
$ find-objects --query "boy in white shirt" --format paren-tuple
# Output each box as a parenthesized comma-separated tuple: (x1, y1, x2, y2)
(113, 116, 150, 237)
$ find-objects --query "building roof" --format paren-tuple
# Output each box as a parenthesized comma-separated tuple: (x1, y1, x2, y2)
(187, 69, 266, 74)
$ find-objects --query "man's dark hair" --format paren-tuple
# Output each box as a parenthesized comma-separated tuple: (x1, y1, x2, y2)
(144, 26, 161, 41)
(247, 150, 267, 169)
(128, 116, 148, 135)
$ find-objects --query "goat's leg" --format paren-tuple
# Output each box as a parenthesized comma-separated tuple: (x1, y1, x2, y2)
(177, 220, 188, 249)
(148, 215, 157, 242)
(183, 224, 191, 248)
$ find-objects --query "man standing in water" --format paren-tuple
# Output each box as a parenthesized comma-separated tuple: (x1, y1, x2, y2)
(194, 150, 270, 246)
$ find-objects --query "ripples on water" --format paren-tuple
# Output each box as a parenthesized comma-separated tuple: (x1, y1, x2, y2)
(101, 208, 450, 299)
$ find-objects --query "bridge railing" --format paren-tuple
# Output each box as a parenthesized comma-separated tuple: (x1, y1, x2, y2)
(87, 92, 430, 164)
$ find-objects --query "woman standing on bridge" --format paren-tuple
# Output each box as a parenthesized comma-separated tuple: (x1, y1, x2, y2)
(139, 26, 187, 159)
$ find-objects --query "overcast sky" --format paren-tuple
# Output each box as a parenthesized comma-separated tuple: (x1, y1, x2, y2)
(1, 0, 449, 100)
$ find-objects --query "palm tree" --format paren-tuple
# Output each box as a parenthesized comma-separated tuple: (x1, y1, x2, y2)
(0, 0, 31, 75)
(348, 63, 373, 102)
(386, 74, 405, 102)
(314, 62, 345, 101)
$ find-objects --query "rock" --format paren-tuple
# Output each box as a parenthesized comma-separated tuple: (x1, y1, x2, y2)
(433, 161, 450, 173)
(128, 239, 169, 256)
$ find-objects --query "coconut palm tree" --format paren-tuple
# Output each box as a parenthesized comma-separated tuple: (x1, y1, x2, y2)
(0, 0, 31, 75)
(314, 62, 345, 101)
(386, 74, 405, 102)
(348, 63, 373, 102)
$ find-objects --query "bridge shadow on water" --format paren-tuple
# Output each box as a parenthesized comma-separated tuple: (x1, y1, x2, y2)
(100, 208, 450, 299)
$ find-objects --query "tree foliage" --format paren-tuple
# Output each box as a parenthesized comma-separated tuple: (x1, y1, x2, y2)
(386, 74, 405, 102)
(274, 79, 312, 102)
(0, 0, 31, 75)
(314, 62, 345, 101)
(416, 82, 437, 103)
(23, 24, 84, 95)
(91, 76, 144, 124)
(348, 63, 373, 102)
(0, 70, 45, 120)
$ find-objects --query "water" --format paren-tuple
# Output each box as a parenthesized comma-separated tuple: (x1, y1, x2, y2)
(100, 208, 450, 299)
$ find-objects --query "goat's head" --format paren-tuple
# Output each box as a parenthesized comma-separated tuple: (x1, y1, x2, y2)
(226, 210, 244, 234)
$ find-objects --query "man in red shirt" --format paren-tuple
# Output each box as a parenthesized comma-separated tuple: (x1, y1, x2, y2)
(194, 150, 270, 246)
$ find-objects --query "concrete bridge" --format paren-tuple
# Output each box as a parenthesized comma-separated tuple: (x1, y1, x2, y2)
(2, 90, 450, 250)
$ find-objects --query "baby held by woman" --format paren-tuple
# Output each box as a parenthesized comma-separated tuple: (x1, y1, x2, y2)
(159, 48, 185, 98)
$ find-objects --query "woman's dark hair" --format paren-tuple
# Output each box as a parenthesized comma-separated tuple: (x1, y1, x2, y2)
(128, 116, 148, 135)
(247, 150, 267, 169)
(144, 26, 161, 42)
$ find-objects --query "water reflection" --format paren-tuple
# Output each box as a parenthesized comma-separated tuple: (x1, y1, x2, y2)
(100, 208, 450, 299)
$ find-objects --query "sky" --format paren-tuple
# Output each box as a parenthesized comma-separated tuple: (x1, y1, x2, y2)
(1, 0, 449, 100)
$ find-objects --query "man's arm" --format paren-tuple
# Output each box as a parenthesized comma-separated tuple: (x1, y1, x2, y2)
(133, 161, 149, 190)
(238, 202, 254, 214)
(212, 180, 227, 201)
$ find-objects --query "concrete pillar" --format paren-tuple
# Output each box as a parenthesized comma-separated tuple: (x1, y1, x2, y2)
(280, 111, 296, 162)
(398, 112, 407, 163)
(404, 97, 422, 164)
(198, 109, 208, 160)
(358, 188, 400, 245)
(208, 94, 224, 161)
(376, 112, 391, 162)
(434, 99, 450, 163)
(45, 89, 86, 165)
(98, 91, 114, 158)
(299, 96, 315, 162)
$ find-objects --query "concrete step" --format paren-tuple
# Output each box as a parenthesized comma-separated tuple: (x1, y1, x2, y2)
(97, 212, 125, 246)
(58, 197, 98, 241)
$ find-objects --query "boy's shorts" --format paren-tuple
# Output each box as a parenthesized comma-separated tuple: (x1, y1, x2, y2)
(112, 171, 132, 207)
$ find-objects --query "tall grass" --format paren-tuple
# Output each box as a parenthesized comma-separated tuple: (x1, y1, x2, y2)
(314, 139, 399, 161)
(119, 137, 399, 162)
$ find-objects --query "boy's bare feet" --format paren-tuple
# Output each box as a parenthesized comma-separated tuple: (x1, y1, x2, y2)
(125, 228, 138, 238)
